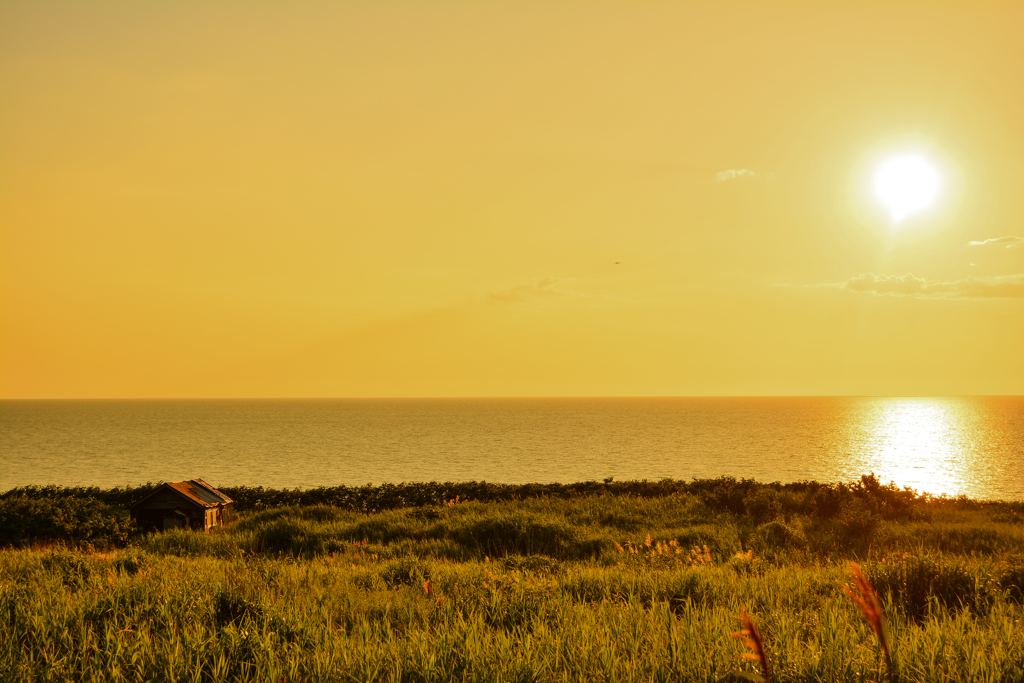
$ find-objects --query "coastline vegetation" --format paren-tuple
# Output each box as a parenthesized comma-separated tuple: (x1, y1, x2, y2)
(2, 476, 1022, 682)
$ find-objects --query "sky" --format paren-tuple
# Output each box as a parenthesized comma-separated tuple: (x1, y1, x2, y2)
(2, 1, 1022, 399)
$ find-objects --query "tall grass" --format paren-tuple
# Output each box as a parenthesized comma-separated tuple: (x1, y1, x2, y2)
(2, 546, 1022, 682)
(8, 474, 1022, 550)
(2, 487, 1023, 682)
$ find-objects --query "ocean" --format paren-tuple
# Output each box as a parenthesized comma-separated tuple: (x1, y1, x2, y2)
(1, 397, 1022, 500)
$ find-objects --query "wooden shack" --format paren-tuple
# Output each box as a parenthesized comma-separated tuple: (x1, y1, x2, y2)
(129, 478, 234, 532)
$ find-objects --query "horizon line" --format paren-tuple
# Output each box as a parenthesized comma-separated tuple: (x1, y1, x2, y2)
(2, 394, 1022, 401)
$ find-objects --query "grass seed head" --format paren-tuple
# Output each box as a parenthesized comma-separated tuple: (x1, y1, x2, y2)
(731, 607, 771, 683)
(844, 561, 894, 680)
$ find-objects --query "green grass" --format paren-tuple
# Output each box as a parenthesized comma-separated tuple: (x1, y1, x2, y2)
(2, 484, 1023, 682)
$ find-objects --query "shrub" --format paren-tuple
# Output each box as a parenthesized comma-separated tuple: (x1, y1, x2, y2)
(854, 473, 920, 519)
(746, 489, 783, 525)
(689, 477, 756, 516)
(0, 496, 137, 548)
(811, 485, 846, 518)
(834, 496, 880, 546)
(748, 520, 808, 554)
(868, 555, 982, 620)
(449, 512, 604, 559)
(250, 518, 320, 556)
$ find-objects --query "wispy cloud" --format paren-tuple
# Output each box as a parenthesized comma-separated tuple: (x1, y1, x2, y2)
(837, 272, 1024, 299)
(715, 169, 758, 182)
(969, 236, 1024, 249)
(488, 278, 571, 304)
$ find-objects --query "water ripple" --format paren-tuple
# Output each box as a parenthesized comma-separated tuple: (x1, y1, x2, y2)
(1, 397, 1021, 500)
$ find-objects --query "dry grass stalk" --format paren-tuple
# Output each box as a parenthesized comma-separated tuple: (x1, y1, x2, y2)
(687, 544, 713, 567)
(731, 607, 772, 683)
(844, 561, 894, 680)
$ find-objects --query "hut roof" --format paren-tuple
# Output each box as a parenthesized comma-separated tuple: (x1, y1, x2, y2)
(131, 478, 233, 510)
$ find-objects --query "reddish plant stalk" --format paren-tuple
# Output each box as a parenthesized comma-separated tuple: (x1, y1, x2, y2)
(731, 607, 772, 683)
(844, 561, 894, 680)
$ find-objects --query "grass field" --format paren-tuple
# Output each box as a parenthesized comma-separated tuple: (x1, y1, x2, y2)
(2, 479, 1023, 682)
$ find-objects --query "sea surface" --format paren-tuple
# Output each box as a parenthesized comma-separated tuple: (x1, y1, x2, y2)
(1, 397, 1022, 500)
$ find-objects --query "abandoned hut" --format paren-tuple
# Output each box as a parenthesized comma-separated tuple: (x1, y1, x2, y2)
(129, 478, 234, 532)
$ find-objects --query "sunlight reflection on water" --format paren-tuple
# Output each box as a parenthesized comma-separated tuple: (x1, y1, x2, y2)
(846, 399, 985, 497)
(1, 397, 1021, 499)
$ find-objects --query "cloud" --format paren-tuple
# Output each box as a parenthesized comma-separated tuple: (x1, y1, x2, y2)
(488, 278, 570, 304)
(715, 169, 758, 182)
(838, 272, 1024, 299)
(969, 236, 1024, 249)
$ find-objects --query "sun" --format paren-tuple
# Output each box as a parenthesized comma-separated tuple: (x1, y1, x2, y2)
(873, 153, 941, 224)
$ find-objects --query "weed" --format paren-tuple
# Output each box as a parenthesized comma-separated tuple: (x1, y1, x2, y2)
(846, 561, 894, 681)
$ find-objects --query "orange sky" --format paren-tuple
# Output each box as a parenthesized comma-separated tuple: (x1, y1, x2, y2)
(2, 2, 1022, 398)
